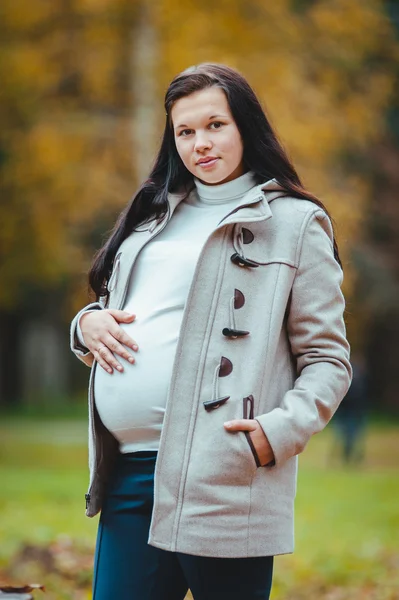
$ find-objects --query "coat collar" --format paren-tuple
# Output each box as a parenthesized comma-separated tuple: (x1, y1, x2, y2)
(111, 179, 284, 310)
(165, 178, 283, 228)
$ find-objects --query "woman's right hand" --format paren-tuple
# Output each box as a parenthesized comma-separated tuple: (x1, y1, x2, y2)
(80, 309, 138, 374)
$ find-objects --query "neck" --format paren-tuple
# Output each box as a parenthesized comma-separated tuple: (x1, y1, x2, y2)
(192, 171, 258, 206)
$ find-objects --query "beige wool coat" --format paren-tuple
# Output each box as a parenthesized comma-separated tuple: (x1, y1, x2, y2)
(70, 179, 352, 558)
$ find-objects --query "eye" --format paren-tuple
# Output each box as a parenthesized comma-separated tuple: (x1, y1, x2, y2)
(178, 129, 193, 137)
(209, 121, 224, 130)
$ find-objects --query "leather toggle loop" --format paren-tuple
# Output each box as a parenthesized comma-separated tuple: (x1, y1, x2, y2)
(243, 395, 255, 419)
(219, 356, 233, 377)
(234, 289, 245, 309)
(230, 252, 259, 268)
(242, 228, 254, 244)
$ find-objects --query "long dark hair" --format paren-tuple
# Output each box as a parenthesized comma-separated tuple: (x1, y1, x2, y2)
(89, 62, 341, 300)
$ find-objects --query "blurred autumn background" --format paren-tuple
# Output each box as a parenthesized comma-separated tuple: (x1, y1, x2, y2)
(0, 0, 398, 599)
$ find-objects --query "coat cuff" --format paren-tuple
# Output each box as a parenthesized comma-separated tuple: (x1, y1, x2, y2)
(255, 411, 296, 468)
(76, 310, 98, 347)
(70, 302, 103, 365)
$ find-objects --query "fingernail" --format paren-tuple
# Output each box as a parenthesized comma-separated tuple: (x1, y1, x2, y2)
(224, 421, 232, 427)
(128, 357, 135, 363)
(133, 345, 138, 351)
(107, 368, 112, 374)
(117, 366, 123, 372)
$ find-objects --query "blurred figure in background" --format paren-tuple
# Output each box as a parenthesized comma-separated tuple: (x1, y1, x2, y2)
(332, 354, 368, 464)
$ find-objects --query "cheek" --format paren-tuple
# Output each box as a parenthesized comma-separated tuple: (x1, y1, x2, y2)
(175, 139, 190, 165)
(220, 131, 244, 162)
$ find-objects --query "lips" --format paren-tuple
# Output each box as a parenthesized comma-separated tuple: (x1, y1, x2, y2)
(196, 157, 219, 165)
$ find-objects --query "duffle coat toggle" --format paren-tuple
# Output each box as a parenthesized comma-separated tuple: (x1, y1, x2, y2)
(231, 222, 291, 268)
(231, 224, 260, 268)
(203, 356, 233, 411)
(222, 288, 250, 338)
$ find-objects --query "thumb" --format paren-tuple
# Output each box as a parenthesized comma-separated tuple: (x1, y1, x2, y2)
(224, 419, 257, 432)
(108, 309, 136, 323)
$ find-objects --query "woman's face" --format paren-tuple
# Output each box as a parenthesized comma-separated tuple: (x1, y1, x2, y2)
(171, 86, 245, 185)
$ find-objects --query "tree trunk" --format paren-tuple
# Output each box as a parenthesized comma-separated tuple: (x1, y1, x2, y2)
(0, 311, 21, 407)
(130, 2, 160, 181)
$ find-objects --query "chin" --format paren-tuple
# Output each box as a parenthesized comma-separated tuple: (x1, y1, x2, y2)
(195, 170, 231, 186)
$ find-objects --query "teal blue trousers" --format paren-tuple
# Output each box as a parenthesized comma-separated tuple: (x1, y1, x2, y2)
(93, 451, 274, 600)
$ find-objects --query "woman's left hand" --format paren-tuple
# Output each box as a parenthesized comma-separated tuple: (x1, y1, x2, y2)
(224, 419, 275, 466)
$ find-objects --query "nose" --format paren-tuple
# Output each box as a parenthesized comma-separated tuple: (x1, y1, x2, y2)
(194, 131, 212, 153)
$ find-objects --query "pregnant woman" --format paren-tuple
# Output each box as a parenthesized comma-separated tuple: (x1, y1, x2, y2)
(70, 62, 351, 600)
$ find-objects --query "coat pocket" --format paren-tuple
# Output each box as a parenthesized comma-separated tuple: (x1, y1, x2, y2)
(242, 395, 262, 468)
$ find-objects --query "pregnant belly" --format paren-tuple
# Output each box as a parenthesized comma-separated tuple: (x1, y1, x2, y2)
(93, 345, 175, 448)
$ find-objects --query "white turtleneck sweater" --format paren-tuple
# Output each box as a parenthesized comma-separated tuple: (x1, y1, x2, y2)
(80, 171, 258, 453)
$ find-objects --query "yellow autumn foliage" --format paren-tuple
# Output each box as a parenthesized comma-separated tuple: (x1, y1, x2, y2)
(0, 0, 397, 319)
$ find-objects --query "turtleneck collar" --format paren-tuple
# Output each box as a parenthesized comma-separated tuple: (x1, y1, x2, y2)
(191, 171, 258, 206)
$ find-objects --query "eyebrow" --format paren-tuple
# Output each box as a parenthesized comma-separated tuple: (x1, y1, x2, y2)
(175, 114, 229, 129)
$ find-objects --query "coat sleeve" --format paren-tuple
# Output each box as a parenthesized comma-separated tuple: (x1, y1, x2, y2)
(256, 209, 352, 467)
(70, 299, 105, 367)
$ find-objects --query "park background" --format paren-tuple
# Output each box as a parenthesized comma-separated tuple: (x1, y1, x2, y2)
(0, 0, 398, 598)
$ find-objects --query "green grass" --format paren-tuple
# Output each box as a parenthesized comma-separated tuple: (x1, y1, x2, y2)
(0, 420, 95, 574)
(0, 417, 398, 599)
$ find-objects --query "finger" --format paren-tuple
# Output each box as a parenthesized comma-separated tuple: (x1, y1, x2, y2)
(103, 334, 136, 364)
(110, 326, 138, 351)
(108, 309, 136, 323)
(96, 344, 124, 373)
(223, 419, 258, 432)
(92, 349, 114, 374)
